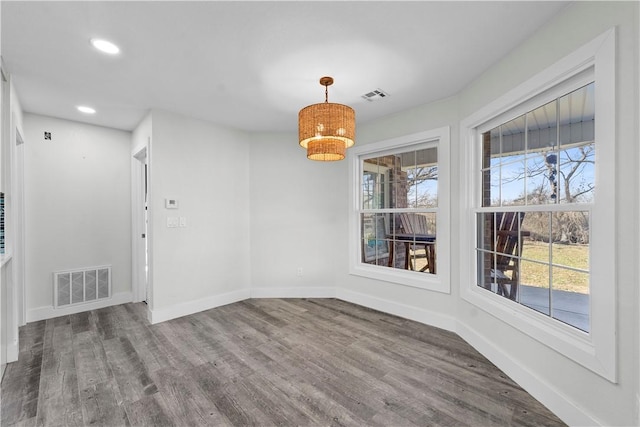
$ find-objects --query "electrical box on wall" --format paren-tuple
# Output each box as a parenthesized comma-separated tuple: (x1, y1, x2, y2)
(165, 198, 178, 209)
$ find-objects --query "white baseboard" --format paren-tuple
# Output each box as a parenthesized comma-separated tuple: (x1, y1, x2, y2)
(27, 291, 133, 322)
(250, 286, 336, 299)
(335, 287, 457, 333)
(148, 288, 251, 324)
(20, 284, 608, 426)
(456, 321, 600, 427)
(6, 340, 18, 363)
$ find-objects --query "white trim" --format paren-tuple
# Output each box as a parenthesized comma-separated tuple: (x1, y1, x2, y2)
(348, 127, 451, 294)
(459, 28, 617, 381)
(0, 252, 11, 267)
(12, 128, 25, 328)
(250, 286, 336, 299)
(131, 144, 149, 303)
(16, 283, 606, 425)
(146, 140, 154, 311)
(6, 339, 17, 363)
(637, 6, 640, 425)
(336, 287, 457, 333)
(27, 291, 133, 322)
(456, 321, 601, 427)
(148, 288, 251, 324)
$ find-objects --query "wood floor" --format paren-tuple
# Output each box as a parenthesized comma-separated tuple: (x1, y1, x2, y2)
(1, 298, 566, 426)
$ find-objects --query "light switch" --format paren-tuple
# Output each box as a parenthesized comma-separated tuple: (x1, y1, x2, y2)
(179, 217, 187, 227)
(167, 217, 179, 228)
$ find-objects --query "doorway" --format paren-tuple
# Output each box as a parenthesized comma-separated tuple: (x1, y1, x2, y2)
(1, 70, 25, 380)
(133, 144, 150, 305)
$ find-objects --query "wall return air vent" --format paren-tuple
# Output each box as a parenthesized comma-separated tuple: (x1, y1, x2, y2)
(54, 265, 111, 308)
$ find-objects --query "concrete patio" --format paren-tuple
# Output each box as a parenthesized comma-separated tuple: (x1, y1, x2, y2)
(518, 285, 589, 332)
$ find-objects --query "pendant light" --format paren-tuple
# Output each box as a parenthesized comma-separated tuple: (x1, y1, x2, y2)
(298, 76, 355, 161)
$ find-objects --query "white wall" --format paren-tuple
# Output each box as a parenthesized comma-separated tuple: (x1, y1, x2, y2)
(23, 114, 132, 319)
(6, 1, 638, 425)
(302, 2, 635, 426)
(244, 2, 637, 426)
(337, 96, 460, 332)
(131, 112, 151, 156)
(147, 110, 251, 322)
(455, 3, 638, 426)
(248, 132, 344, 298)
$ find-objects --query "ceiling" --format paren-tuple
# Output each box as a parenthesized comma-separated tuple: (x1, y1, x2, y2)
(1, 1, 569, 133)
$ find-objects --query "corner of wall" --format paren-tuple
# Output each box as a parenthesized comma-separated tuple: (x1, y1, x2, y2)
(336, 287, 457, 333)
(148, 288, 251, 325)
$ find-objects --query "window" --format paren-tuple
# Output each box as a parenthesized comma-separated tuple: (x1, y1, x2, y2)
(349, 128, 450, 293)
(477, 83, 594, 332)
(460, 29, 616, 381)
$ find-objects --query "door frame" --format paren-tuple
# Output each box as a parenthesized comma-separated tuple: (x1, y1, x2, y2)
(132, 141, 152, 307)
(1, 67, 23, 370)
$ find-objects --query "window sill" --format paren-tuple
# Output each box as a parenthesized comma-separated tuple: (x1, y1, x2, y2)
(461, 281, 614, 382)
(350, 263, 450, 294)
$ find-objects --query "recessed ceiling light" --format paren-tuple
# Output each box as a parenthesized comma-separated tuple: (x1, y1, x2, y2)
(90, 38, 120, 55)
(77, 106, 96, 114)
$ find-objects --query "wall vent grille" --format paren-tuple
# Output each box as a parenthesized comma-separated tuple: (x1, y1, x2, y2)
(361, 89, 389, 102)
(54, 266, 111, 308)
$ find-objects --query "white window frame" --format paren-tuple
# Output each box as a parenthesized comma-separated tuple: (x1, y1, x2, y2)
(459, 29, 616, 381)
(349, 127, 450, 293)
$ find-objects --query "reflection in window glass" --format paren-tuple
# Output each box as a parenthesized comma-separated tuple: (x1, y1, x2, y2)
(360, 144, 438, 274)
(481, 83, 595, 208)
(500, 157, 526, 205)
(361, 213, 389, 266)
(501, 115, 526, 164)
(559, 143, 594, 203)
(527, 99, 558, 152)
(476, 208, 591, 332)
(477, 82, 594, 331)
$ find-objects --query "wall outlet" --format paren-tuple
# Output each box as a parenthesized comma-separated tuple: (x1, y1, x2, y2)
(296, 267, 303, 277)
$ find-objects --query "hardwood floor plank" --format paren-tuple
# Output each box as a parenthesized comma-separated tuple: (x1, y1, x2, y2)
(260, 339, 381, 422)
(102, 336, 158, 404)
(149, 366, 231, 426)
(80, 381, 130, 426)
(0, 321, 46, 425)
(35, 319, 83, 427)
(1, 299, 566, 427)
(120, 317, 171, 374)
(236, 300, 289, 328)
(125, 394, 174, 427)
(69, 312, 91, 335)
(186, 362, 257, 426)
(187, 314, 264, 382)
(152, 321, 208, 368)
(72, 331, 112, 390)
(233, 373, 317, 426)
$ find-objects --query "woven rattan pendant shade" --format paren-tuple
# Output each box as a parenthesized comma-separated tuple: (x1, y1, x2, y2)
(298, 77, 355, 161)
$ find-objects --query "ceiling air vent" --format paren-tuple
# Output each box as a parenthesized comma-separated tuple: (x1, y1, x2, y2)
(361, 89, 389, 102)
